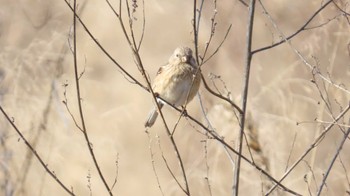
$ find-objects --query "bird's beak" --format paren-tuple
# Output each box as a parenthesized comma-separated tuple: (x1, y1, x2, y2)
(181, 56, 188, 63)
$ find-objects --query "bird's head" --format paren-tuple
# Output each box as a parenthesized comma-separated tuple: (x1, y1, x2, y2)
(170, 46, 195, 65)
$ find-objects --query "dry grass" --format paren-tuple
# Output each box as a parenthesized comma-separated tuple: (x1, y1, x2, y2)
(0, 0, 350, 195)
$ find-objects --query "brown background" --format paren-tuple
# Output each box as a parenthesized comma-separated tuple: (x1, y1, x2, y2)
(0, 0, 349, 195)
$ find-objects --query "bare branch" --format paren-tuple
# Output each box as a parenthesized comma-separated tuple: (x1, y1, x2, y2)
(201, 73, 242, 113)
(158, 97, 301, 195)
(137, 0, 146, 50)
(338, 154, 350, 189)
(70, 0, 112, 194)
(233, 0, 256, 195)
(252, 0, 333, 54)
(266, 102, 350, 195)
(257, 0, 350, 96)
(202, 140, 213, 196)
(64, 0, 148, 92)
(332, 0, 350, 16)
(237, 0, 249, 7)
(110, 153, 119, 191)
(197, 0, 220, 65)
(304, 14, 342, 30)
(156, 135, 188, 194)
(0, 105, 75, 196)
(193, 0, 200, 65)
(197, 92, 234, 196)
(105, 0, 191, 194)
(62, 81, 83, 132)
(202, 24, 232, 65)
(316, 119, 350, 195)
(146, 134, 165, 196)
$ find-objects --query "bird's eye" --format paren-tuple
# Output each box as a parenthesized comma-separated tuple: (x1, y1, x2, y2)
(176, 54, 179, 57)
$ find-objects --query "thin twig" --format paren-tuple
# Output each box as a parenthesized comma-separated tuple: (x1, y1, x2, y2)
(257, 8, 350, 190)
(62, 82, 83, 132)
(106, 0, 190, 194)
(18, 81, 55, 192)
(193, 2, 240, 114)
(306, 28, 347, 185)
(164, 134, 190, 195)
(202, 24, 232, 65)
(304, 14, 341, 30)
(156, 135, 187, 194)
(65, 0, 298, 194)
(0, 105, 75, 195)
(202, 140, 213, 196)
(257, 0, 350, 94)
(159, 97, 301, 195)
(266, 102, 350, 195)
(64, 0, 148, 92)
(110, 153, 119, 191)
(197, 91, 237, 163)
(146, 134, 165, 196)
(332, 0, 350, 16)
(252, 0, 333, 55)
(196, 0, 205, 36)
(198, 0, 212, 63)
(106, 0, 169, 131)
(285, 132, 298, 171)
(193, 0, 200, 65)
(298, 119, 350, 129)
(125, 0, 140, 56)
(201, 73, 242, 113)
(338, 154, 350, 189)
(137, 0, 146, 50)
(197, 92, 233, 196)
(233, 0, 256, 195)
(316, 119, 350, 195)
(237, 0, 249, 7)
(303, 160, 318, 193)
(71, 1, 112, 195)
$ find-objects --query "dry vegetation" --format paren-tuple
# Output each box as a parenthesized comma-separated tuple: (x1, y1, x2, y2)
(0, 0, 350, 195)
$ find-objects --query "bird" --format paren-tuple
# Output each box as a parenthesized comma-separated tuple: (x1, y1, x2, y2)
(144, 46, 201, 128)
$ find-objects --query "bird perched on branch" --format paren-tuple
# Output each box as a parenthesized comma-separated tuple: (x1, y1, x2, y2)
(144, 46, 201, 127)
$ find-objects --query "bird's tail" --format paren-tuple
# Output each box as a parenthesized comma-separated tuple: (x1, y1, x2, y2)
(144, 103, 163, 128)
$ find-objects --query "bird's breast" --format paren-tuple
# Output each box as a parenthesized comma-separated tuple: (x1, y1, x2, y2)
(152, 63, 197, 106)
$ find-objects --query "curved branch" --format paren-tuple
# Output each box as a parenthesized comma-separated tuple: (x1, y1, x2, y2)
(252, 0, 332, 54)
(201, 73, 242, 113)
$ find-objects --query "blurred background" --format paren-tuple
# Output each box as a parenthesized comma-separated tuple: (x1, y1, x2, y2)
(0, 0, 349, 195)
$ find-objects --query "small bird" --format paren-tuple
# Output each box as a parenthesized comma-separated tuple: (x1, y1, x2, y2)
(144, 46, 201, 127)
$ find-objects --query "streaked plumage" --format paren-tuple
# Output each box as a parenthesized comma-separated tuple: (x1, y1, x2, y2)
(144, 46, 201, 127)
